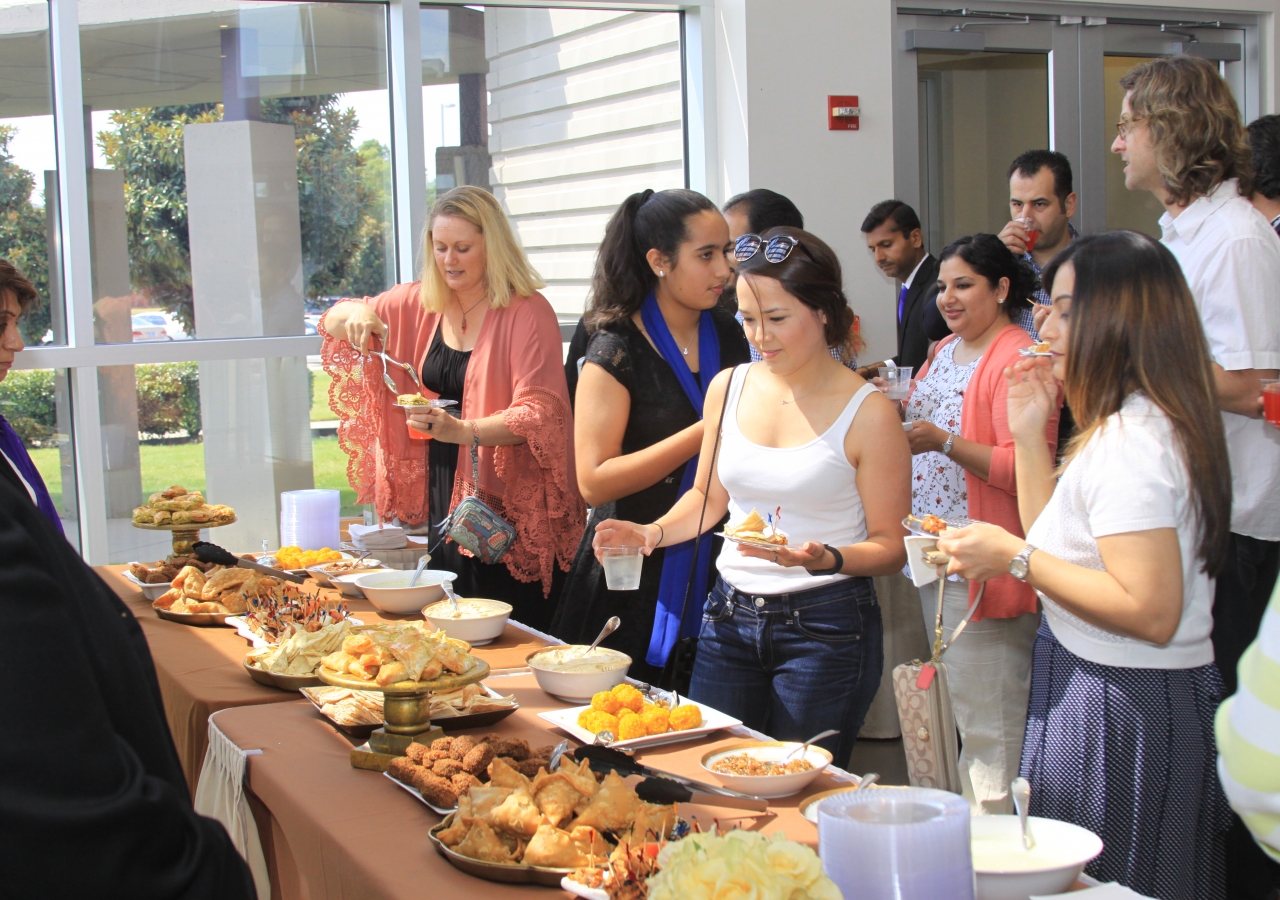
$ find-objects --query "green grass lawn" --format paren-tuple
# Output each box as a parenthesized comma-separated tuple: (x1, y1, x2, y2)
(311, 370, 337, 421)
(28, 434, 360, 516)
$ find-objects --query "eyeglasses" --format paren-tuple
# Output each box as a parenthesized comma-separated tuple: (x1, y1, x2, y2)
(734, 233, 802, 264)
(1115, 116, 1144, 139)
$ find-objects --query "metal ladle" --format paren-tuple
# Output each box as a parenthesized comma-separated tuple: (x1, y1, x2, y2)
(783, 728, 840, 762)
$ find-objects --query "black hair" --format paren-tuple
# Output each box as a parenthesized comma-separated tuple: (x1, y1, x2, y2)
(1007, 150, 1074, 210)
(586, 188, 719, 330)
(722, 189, 804, 232)
(860, 199, 921, 236)
(937, 233, 1035, 314)
(738, 226, 858, 358)
(1248, 115, 1280, 200)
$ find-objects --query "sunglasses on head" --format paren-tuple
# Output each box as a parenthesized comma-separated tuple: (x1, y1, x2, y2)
(734, 233, 802, 264)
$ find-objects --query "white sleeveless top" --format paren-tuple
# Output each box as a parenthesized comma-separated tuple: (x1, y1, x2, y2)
(716, 364, 875, 594)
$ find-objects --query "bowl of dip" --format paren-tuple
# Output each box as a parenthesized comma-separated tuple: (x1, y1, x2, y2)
(422, 598, 512, 645)
(970, 815, 1103, 900)
(354, 569, 458, 615)
(525, 644, 631, 701)
(700, 740, 832, 799)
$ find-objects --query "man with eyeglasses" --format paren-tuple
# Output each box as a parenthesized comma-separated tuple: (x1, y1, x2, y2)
(855, 200, 943, 377)
(997, 150, 1078, 339)
(1247, 115, 1280, 238)
(1115, 54, 1280, 900)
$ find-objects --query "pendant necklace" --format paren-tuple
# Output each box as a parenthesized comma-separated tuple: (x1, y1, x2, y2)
(458, 295, 487, 334)
(781, 385, 822, 406)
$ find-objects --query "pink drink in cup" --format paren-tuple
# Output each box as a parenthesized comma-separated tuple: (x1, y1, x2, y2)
(1263, 381, 1280, 428)
(1017, 216, 1040, 253)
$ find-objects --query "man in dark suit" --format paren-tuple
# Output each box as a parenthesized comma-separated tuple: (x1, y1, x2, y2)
(0, 474, 256, 898)
(856, 200, 941, 376)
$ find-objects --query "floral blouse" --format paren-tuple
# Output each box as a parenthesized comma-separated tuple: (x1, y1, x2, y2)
(906, 339, 980, 522)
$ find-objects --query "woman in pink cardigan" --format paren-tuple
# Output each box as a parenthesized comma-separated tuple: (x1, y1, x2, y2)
(902, 233, 1060, 813)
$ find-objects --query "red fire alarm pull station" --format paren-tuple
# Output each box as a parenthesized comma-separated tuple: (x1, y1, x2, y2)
(828, 95, 860, 131)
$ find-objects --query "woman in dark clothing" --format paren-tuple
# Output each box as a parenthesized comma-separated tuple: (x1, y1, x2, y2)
(551, 189, 751, 682)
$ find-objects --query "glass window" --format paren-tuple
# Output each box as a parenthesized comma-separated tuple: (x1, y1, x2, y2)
(917, 50, 1049, 250)
(1104, 55, 1165, 238)
(0, 366, 79, 545)
(79, 1, 395, 344)
(420, 5, 686, 319)
(0, 1, 64, 347)
(100, 355, 356, 563)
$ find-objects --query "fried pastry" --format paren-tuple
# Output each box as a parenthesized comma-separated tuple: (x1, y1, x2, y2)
(459, 785, 513, 820)
(436, 814, 473, 848)
(448, 735, 477, 762)
(451, 773, 482, 794)
(455, 820, 516, 865)
(201, 567, 252, 599)
(487, 757, 531, 791)
(320, 651, 358, 673)
(531, 771, 585, 826)
(154, 588, 181, 610)
(342, 634, 375, 657)
(461, 742, 495, 776)
(569, 825, 613, 859)
(488, 788, 542, 838)
(433, 759, 466, 779)
(573, 771, 640, 833)
(375, 661, 410, 686)
(522, 822, 588, 868)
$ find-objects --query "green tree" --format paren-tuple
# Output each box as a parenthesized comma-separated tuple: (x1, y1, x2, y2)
(0, 125, 53, 345)
(341, 139, 393, 296)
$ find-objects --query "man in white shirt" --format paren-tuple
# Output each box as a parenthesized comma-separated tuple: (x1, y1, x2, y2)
(1247, 115, 1280, 239)
(1114, 54, 1280, 900)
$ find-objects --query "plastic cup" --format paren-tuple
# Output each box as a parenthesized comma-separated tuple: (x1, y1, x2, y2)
(1263, 381, 1280, 428)
(402, 404, 431, 441)
(1017, 216, 1041, 252)
(600, 545, 643, 591)
(878, 366, 914, 401)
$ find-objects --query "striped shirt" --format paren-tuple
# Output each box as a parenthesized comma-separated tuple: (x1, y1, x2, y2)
(1216, 580, 1280, 863)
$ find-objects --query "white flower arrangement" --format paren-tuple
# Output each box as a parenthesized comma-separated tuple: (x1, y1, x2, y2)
(646, 829, 841, 900)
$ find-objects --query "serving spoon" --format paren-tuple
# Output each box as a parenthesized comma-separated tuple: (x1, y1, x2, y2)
(573, 615, 620, 659)
(407, 553, 429, 587)
(1011, 777, 1035, 850)
(783, 728, 839, 762)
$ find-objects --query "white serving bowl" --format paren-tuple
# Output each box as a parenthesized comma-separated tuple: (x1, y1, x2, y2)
(422, 598, 512, 645)
(525, 645, 630, 702)
(700, 741, 832, 799)
(354, 569, 458, 615)
(123, 566, 174, 602)
(305, 559, 382, 587)
(971, 815, 1103, 900)
(331, 568, 391, 598)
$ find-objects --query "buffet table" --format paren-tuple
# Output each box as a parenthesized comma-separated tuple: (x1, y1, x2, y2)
(97, 564, 550, 794)
(214, 674, 841, 900)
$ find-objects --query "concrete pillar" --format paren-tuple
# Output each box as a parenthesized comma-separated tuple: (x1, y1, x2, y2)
(184, 119, 314, 551)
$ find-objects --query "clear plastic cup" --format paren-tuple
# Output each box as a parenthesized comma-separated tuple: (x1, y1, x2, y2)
(878, 366, 914, 401)
(600, 545, 643, 591)
(403, 405, 431, 440)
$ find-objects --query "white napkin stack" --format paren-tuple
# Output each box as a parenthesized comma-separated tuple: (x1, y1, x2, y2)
(349, 523, 407, 551)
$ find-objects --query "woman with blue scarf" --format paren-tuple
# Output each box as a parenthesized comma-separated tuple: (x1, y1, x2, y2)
(592, 228, 910, 763)
(0, 261, 64, 535)
(550, 189, 751, 683)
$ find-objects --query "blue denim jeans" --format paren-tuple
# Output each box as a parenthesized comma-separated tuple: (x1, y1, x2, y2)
(689, 575, 883, 764)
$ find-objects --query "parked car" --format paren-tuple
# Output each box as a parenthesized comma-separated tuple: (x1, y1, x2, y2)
(135, 311, 188, 340)
(131, 315, 170, 342)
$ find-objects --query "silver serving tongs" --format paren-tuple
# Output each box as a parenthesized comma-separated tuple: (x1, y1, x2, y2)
(362, 323, 421, 393)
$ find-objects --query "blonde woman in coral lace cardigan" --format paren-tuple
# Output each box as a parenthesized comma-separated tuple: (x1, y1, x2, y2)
(320, 186, 584, 629)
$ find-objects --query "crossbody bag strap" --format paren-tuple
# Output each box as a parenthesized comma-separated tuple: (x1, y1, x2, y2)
(928, 575, 985, 664)
(674, 364, 738, 626)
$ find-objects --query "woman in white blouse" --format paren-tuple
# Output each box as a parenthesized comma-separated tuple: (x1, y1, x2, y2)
(938, 231, 1233, 900)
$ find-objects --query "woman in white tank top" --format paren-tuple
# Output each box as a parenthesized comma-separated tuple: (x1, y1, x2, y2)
(593, 228, 911, 762)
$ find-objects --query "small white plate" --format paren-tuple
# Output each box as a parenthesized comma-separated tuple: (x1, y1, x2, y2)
(560, 876, 609, 900)
(536, 699, 741, 751)
(715, 532, 793, 551)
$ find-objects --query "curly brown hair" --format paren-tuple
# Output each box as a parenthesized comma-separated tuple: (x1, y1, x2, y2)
(1119, 55, 1253, 205)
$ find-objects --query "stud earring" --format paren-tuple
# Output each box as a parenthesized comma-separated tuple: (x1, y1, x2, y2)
(659, 270, 665, 277)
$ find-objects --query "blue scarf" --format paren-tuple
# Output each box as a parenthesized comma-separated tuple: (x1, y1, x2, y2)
(640, 292, 720, 667)
(0, 414, 64, 534)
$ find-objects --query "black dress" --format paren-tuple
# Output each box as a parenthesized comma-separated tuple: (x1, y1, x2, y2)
(550, 307, 752, 683)
(422, 328, 564, 632)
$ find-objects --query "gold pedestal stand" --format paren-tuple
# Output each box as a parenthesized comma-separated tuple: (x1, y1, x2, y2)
(132, 516, 237, 557)
(318, 656, 490, 771)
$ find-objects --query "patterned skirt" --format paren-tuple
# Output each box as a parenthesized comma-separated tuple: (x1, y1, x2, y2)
(1019, 622, 1231, 900)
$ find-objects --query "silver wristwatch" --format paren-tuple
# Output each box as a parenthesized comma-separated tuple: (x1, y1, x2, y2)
(940, 433, 957, 455)
(1009, 544, 1036, 581)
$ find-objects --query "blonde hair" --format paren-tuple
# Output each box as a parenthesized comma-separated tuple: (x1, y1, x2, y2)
(419, 186, 544, 313)
(1119, 55, 1253, 206)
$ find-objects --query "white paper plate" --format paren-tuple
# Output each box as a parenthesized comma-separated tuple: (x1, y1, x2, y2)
(536, 699, 741, 751)
(560, 876, 609, 900)
(122, 565, 174, 601)
(715, 532, 793, 551)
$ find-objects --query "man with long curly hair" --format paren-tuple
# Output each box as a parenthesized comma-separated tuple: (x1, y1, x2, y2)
(1113, 54, 1280, 900)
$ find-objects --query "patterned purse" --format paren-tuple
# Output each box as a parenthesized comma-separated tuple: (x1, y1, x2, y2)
(442, 444, 517, 565)
(892, 571, 983, 793)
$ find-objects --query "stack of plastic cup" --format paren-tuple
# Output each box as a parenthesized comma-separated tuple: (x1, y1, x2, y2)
(818, 787, 974, 899)
(279, 489, 341, 550)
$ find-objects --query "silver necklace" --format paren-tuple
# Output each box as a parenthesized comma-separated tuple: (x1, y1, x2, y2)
(781, 386, 823, 405)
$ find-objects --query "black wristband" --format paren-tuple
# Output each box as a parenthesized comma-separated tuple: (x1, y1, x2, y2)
(809, 544, 844, 576)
